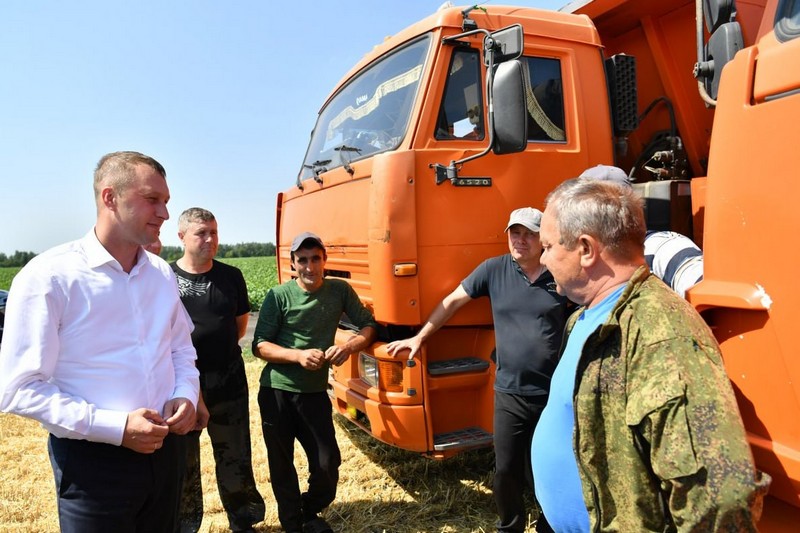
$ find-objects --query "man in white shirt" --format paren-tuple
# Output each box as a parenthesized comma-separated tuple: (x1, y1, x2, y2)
(0, 151, 200, 532)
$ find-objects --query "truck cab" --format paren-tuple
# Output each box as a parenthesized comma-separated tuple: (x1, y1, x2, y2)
(277, 5, 617, 457)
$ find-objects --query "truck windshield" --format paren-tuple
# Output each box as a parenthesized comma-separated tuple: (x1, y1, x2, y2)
(298, 35, 432, 182)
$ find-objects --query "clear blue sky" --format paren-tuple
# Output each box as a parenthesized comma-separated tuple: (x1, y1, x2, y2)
(0, 1, 565, 255)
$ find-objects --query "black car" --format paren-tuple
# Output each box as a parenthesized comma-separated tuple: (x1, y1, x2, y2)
(0, 289, 7, 342)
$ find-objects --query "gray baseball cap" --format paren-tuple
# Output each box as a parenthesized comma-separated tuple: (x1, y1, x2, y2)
(290, 231, 325, 252)
(579, 164, 631, 186)
(505, 207, 543, 232)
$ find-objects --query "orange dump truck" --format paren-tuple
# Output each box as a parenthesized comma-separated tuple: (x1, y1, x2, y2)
(275, 0, 800, 526)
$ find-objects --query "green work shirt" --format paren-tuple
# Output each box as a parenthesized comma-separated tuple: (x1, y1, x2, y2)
(253, 278, 377, 393)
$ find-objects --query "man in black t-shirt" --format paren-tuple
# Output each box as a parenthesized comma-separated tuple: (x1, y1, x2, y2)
(386, 207, 568, 533)
(172, 207, 265, 533)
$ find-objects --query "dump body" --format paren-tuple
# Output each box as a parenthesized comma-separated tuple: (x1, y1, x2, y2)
(276, 0, 800, 526)
(569, 0, 800, 526)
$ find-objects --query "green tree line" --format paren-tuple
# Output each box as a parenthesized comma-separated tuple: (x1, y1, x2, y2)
(0, 251, 37, 268)
(0, 243, 276, 267)
(159, 242, 276, 262)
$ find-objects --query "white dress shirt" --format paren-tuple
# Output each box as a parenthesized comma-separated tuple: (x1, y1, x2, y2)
(0, 230, 199, 446)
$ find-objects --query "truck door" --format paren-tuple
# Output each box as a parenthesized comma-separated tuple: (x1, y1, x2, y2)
(691, 0, 800, 524)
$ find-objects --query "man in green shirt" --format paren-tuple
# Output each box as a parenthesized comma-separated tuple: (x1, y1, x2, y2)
(253, 232, 377, 533)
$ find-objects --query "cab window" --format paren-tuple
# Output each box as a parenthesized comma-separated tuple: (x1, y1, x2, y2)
(776, 0, 800, 41)
(521, 56, 565, 142)
(436, 49, 484, 140)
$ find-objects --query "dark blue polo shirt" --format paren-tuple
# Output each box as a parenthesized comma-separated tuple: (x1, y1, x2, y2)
(461, 254, 568, 395)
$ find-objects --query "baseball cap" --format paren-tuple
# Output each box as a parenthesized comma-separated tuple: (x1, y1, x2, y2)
(290, 231, 325, 252)
(505, 207, 543, 232)
(579, 164, 631, 186)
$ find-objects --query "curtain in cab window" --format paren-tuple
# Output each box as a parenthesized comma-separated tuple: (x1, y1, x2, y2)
(521, 57, 565, 142)
(776, 0, 800, 41)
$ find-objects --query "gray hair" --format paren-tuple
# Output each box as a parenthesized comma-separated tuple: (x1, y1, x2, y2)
(546, 178, 645, 259)
(178, 207, 216, 233)
(93, 151, 166, 200)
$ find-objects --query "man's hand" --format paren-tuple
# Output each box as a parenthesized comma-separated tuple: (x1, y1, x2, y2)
(386, 336, 422, 361)
(193, 393, 210, 431)
(164, 397, 197, 435)
(324, 344, 352, 367)
(298, 348, 326, 371)
(121, 408, 169, 454)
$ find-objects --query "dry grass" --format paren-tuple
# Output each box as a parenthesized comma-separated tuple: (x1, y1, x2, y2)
(0, 359, 541, 532)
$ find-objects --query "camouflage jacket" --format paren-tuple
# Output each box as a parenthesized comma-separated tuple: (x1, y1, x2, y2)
(567, 266, 769, 531)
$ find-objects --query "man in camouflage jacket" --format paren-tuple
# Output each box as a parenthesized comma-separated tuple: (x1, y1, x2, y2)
(533, 177, 769, 531)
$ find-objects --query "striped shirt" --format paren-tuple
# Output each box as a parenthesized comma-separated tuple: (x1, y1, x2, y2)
(644, 230, 703, 297)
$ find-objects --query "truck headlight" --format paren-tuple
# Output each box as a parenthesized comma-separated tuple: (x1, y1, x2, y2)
(358, 352, 403, 392)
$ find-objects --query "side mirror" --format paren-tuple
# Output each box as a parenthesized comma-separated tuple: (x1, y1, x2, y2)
(703, 21, 743, 100)
(492, 60, 527, 155)
(702, 0, 736, 33)
(484, 24, 523, 66)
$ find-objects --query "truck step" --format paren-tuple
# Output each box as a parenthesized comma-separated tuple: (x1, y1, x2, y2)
(433, 426, 493, 451)
(428, 357, 489, 376)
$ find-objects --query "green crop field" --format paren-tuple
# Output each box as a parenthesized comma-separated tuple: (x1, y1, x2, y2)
(0, 258, 278, 311)
(0, 267, 21, 291)
(219, 256, 279, 310)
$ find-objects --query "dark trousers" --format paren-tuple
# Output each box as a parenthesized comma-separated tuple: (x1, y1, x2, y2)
(179, 360, 265, 532)
(48, 432, 186, 533)
(493, 391, 551, 533)
(257, 387, 341, 532)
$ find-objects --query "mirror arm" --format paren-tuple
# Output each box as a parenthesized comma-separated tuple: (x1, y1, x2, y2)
(442, 28, 489, 46)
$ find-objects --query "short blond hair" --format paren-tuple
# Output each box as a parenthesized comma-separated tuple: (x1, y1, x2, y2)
(93, 151, 166, 200)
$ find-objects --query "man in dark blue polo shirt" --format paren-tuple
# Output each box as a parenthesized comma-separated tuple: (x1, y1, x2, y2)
(387, 207, 569, 533)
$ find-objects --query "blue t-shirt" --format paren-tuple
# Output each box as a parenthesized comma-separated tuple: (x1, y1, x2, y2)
(531, 285, 625, 532)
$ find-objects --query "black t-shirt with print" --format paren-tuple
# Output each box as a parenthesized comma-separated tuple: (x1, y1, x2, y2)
(171, 259, 249, 373)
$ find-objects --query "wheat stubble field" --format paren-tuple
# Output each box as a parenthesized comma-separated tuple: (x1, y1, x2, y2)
(0, 260, 541, 532)
(0, 358, 543, 532)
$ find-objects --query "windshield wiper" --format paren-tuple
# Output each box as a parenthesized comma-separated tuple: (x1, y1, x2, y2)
(302, 159, 331, 184)
(303, 159, 331, 173)
(334, 145, 361, 175)
(334, 144, 362, 154)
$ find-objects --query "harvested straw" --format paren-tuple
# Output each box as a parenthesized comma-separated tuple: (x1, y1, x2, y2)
(0, 359, 541, 532)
